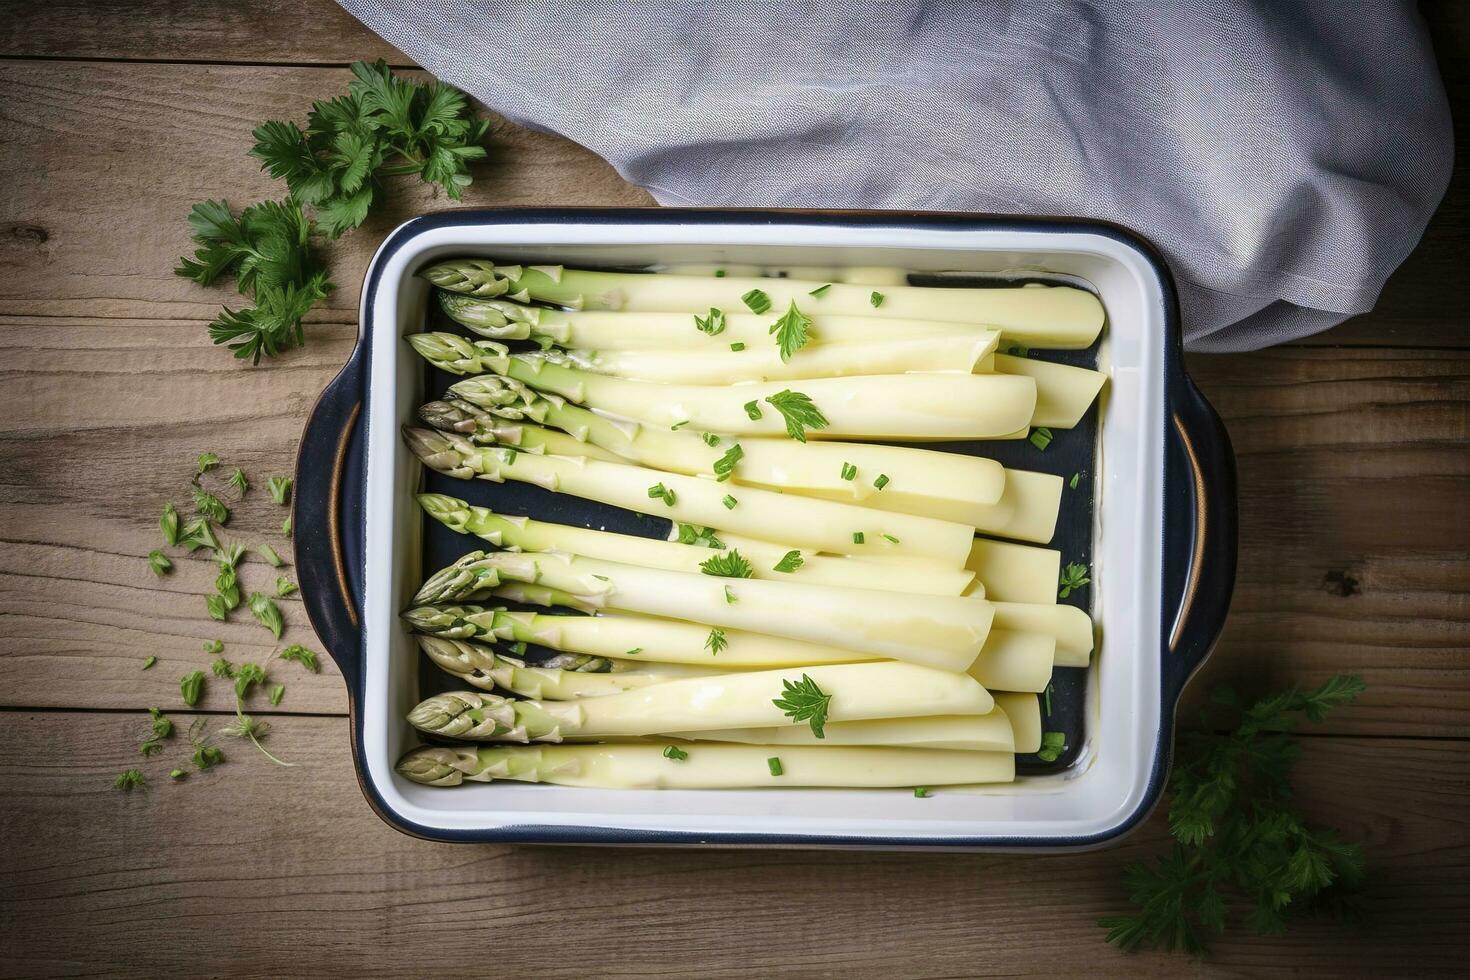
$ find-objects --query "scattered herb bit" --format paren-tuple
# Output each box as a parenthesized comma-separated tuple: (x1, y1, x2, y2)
(281, 515, 292, 536)
(227, 467, 250, 496)
(712, 443, 744, 482)
(675, 524, 725, 549)
(840, 461, 857, 481)
(1006, 343, 1030, 357)
(160, 502, 181, 546)
(767, 756, 784, 776)
(248, 592, 284, 639)
(179, 517, 219, 553)
(170, 768, 187, 781)
(773, 550, 804, 573)
(114, 769, 146, 792)
(211, 657, 235, 679)
(222, 709, 292, 766)
(195, 452, 221, 477)
(701, 432, 721, 447)
(193, 744, 225, 770)
(257, 544, 284, 567)
(203, 639, 224, 655)
(882, 534, 900, 544)
(1099, 675, 1368, 955)
(205, 594, 229, 621)
(217, 541, 246, 570)
(279, 644, 321, 673)
(148, 707, 172, 739)
(142, 656, 157, 670)
(714, 269, 726, 278)
(214, 565, 240, 610)
(722, 494, 738, 510)
(768, 300, 812, 362)
(869, 291, 884, 308)
(625, 648, 643, 656)
(1069, 472, 1081, 490)
(1059, 562, 1091, 599)
(743, 399, 763, 420)
(270, 683, 285, 706)
(275, 576, 298, 597)
(809, 283, 832, 297)
(1029, 427, 1054, 451)
(694, 307, 726, 336)
(873, 474, 890, 491)
(670, 419, 690, 430)
(704, 628, 727, 655)
(741, 288, 772, 314)
(764, 389, 829, 442)
(852, 531, 865, 545)
(1037, 731, 1066, 762)
(267, 476, 293, 505)
(699, 550, 754, 579)
(646, 482, 676, 507)
(147, 550, 173, 576)
(192, 486, 230, 525)
(662, 744, 689, 761)
(913, 787, 931, 798)
(509, 641, 527, 656)
(724, 585, 737, 604)
(773, 674, 832, 738)
(1044, 682, 1054, 717)
(179, 670, 205, 706)
(139, 738, 164, 757)
(730, 342, 746, 351)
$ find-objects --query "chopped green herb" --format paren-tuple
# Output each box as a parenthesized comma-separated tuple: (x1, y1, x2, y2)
(701, 432, 721, 447)
(205, 594, 228, 621)
(179, 517, 218, 552)
(1037, 731, 1067, 762)
(279, 644, 320, 672)
(764, 389, 829, 442)
(1029, 427, 1054, 451)
(768, 300, 812, 362)
(724, 585, 737, 604)
(913, 786, 931, 798)
(767, 756, 784, 776)
(509, 641, 527, 656)
(699, 550, 754, 579)
(270, 683, 285, 706)
(808, 283, 832, 297)
(1044, 682, 1054, 717)
(204, 639, 224, 655)
(670, 419, 690, 430)
(1070, 472, 1081, 490)
(147, 550, 173, 576)
(694, 307, 726, 336)
(722, 494, 738, 510)
(773, 550, 804, 573)
(148, 707, 172, 739)
(193, 744, 225, 770)
(227, 467, 249, 496)
(646, 482, 676, 507)
(140, 738, 164, 757)
(675, 524, 725, 549)
(192, 486, 229, 524)
(275, 576, 297, 597)
(170, 768, 187, 781)
(234, 662, 267, 699)
(1059, 561, 1091, 599)
(741, 288, 772, 314)
(211, 657, 235, 679)
(195, 452, 220, 477)
(882, 534, 900, 544)
(873, 474, 890, 490)
(869, 291, 884, 308)
(267, 476, 292, 505)
(840, 462, 857, 481)
(248, 592, 284, 639)
(704, 627, 727, 655)
(217, 541, 246, 571)
(625, 647, 642, 656)
(852, 531, 865, 544)
(662, 744, 689, 761)
(142, 655, 157, 670)
(281, 515, 292, 536)
(180, 670, 205, 706)
(729, 342, 746, 351)
(712, 443, 744, 482)
(773, 674, 832, 738)
(160, 502, 181, 546)
(743, 399, 763, 420)
(114, 769, 146, 792)
(714, 269, 726, 278)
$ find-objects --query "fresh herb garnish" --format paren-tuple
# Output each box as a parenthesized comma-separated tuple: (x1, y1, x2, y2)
(701, 432, 721, 447)
(670, 419, 690, 430)
(281, 515, 292, 536)
(809, 283, 832, 297)
(722, 494, 738, 510)
(873, 474, 890, 490)
(179, 517, 219, 553)
(724, 585, 737, 604)
(767, 756, 784, 775)
(1099, 675, 1368, 955)
(205, 595, 229, 621)
(203, 639, 224, 655)
(1029, 427, 1054, 451)
(625, 648, 642, 656)
(1044, 682, 1054, 716)
(180, 670, 205, 706)
(227, 467, 249, 496)
(267, 476, 293, 505)
(139, 739, 164, 758)
(646, 482, 676, 507)
(170, 768, 187, 781)
(730, 342, 746, 351)
(114, 769, 146, 792)
(882, 534, 900, 544)
(699, 550, 754, 579)
(1036, 731, 1066, 762)
(662, 745, 689, 761)
(743, 399, 763, 420)
(275, 576, 298, 597)
(192, 486, 230, 524)
(147, 550, 173, 576)
(233, 663, 267, 699)
(769, 300, 812, 362)
(257, 544, 284, 567)
(1070, 472, 1081, 490)
(741, 288, 772, 314)
(148, 707, 173, 739)
(913, 787, 931, 798)
(773, 550, 804, 573)
(712, 443, 743, 482)
(160, 502, 181, 546)
(222, 708, 291, 766)
(869, 291, 884, 308)
(840, 462, 856, 481)
(764, 389, 829, 442)
(704, 628, 727, 655)
(773, 674, 832, 738)
(142, 656, 157, 670)
(279, 644, 321, 672)
(694, 307, 726, 336)
(852, 531, 865, 544)
(675, 524, 726, 549)
(248, 592, 284, 639)
(211, 657, 235, 679)
(1059, 562, 1091, 599)
(195, 452, 221, 477)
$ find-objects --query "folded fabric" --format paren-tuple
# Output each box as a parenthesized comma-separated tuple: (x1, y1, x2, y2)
(340, 0, 1453, 351)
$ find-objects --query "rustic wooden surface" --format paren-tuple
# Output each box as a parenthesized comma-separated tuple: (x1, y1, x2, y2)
(0, 2, 1467, 976)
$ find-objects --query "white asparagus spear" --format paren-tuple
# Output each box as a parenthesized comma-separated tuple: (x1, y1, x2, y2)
(967, 630, 1056, 693)
(990, 353, 1108, 428)
(994, 693, 1043, 754)
(405, 428, 977, 567)
(415, 636, 705, 699)
(675, 712, 1015, 752)
(966, 537, 1061, 605)
(992, 601, 1094, 667)
(397, 742, 1016, 788)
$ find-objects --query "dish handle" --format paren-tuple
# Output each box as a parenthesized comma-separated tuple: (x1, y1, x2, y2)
(1162, 374, 1238, 704)
(293, 345, 367, 695)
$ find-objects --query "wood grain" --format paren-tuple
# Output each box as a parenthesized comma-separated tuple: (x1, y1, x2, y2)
(1, 710, 1465, 978)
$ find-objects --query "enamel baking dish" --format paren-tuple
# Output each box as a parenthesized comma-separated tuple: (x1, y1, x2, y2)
(294, 208, 1236, 848)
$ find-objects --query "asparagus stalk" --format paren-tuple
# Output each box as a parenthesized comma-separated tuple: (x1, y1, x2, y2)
(416, 635, 706, 699)
(413, 550, 995, 669)
(397, 742, 1015, 788)
(422, 261, 1104, 348)
(413, 334, 1038, 440)
(994, 693, 1043, 754)
(408, 662, 994, 742)
(990, 353, 1108, 428)
(421, 385, 1010, 520)
(417, 492, 976, 596)
(674, 712, 1015, 752)
(654, 264, 910, 285)
(967, 630, 1055, 693)
(993, 601, 1093, 667)
(965, 537, 1061, 605)
(404, 427, 977, 567)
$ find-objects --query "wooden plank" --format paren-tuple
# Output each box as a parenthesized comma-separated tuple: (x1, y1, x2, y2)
(1, 711, 1465, 977)
(0, 62, 653, 324)
(1183, 347, 1470, 736)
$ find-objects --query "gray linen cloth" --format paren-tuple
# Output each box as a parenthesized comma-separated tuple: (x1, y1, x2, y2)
(340, 1, 1453, 350)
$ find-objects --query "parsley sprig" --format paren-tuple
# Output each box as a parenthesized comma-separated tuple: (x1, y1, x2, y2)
(773, 674, 832, 738)
(764, 390, 829, 442)
(1099, 675, 1368, 955)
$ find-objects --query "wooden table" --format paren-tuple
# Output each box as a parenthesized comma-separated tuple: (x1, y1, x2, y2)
(1, 3, 1465, 976)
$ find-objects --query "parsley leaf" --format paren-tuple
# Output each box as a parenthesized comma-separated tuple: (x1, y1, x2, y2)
(227, 467, 249, 496)
(192, 486, 230, 524)
(1059, 561, 1091, 599)
(279, 644, 321, 673)
(1036, 731, 1066, 762)
(694, 307, 726, 336)
(1029, 427, 1054, 451)
(147, 550, 172, 576)
(741, 288, 772, 314)
(662, 744, 689, 761)
(704, 627, 727, 655)
(160, 502, 181, 546)
(870, 291, 884, 308)
(114, 769, 146, 792)
(764, 389, 829, 442)
(773, 550, 804, 573)
(773, 674, 832, 738)
(248, 592, 284, 639)
(675, 524, 726, 550)
(768, 300, 812, 362)
(267, 476, 293, 505)
(646, 482, 676, 507)
(699, 550, 754, 579)
(712, 443, 743, 482)
(179, 670, 205, 706)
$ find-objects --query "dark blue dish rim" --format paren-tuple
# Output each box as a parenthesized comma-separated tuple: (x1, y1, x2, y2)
(293, 207, 1238, 849)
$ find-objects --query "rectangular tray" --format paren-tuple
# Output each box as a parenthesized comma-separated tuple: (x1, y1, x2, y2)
(293, 208, 1237, 848)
